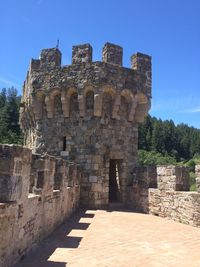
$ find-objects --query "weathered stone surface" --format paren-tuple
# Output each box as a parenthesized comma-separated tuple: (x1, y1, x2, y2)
(127, 165, 200, 228)
(0, 144, 80, 267)
(4, 41, 200, 267)
(157, 165, 189, 191)
(19, 42, 152, 208)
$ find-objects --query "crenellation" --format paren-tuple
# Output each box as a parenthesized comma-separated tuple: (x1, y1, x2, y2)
(157, 165, 190, 191)
(72, 43, 93, 64)
(102, 42, 123, 66)
(29, 59, 40, 72)
(131, 52, 152, 97)
(127, 165, 200, 227)
(0, 144, 80, 267)
(0, 145, 32, 202)
(39, 48, 62, 68)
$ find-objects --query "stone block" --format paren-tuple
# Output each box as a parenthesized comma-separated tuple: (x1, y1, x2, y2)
(196, 178, 200, 193)
(89, 176, 97, 183)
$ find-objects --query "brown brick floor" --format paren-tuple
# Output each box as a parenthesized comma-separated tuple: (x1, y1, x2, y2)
(14, 208, 200, 267)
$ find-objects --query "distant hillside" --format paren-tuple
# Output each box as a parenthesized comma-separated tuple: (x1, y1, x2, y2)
(139, 115, 200, 162)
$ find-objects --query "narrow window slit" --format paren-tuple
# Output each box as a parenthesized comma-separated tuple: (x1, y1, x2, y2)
(63, 136, 66, 151)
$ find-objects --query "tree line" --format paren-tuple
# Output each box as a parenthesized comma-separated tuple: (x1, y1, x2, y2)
(138, 115, 200, 165)
(0, 87, 23, 144)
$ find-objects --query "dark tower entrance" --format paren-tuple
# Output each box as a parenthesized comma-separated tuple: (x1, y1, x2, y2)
(109, 159, 121, 202)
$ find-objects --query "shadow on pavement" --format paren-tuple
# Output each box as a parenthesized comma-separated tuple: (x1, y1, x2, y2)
(13, 209, 94, 267)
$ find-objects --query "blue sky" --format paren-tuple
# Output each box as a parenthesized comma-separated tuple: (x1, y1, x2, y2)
(0, 0, 200, 127)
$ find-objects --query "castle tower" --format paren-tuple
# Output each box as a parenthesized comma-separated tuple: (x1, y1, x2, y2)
(20, 42, 152, 208)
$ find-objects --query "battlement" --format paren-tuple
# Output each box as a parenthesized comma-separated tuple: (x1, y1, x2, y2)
(72, 43, 93, 64)
(29, 42, 150, 70)
(127, 165, 200, 227)
(0, 144, 80, 203)
(102, 42, 123, 66)
(0, 144, 80, 267)
(30, 48, 62, 71)
(21, 43, 151, 132)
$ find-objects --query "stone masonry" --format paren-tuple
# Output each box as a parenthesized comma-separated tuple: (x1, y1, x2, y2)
(2, 42, 200, 267)
(0, 144, 80, 267)
(127, 165, 200, 227)
(19, 42, 151, 208)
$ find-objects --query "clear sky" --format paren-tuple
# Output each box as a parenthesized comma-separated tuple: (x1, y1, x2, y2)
(0, 0, 200, 127)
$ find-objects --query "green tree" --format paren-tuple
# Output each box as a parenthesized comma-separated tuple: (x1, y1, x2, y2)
(0, 87, 23, 144)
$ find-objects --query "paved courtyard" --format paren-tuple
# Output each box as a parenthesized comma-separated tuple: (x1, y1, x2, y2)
(14, 208, 200, 267)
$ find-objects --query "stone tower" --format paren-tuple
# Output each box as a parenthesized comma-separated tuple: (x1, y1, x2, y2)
(19, 42, 151, 208)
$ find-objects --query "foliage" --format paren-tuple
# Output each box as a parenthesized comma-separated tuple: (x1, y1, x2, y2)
(189, 171, 196, 188)
(184, 159, 196, 172)
(0, 87, 23, 144)
(139, 115, 200, 161)
(138, 116, 200, 191)
(190, 183, 197, 191)
(138, 150, 176, 166)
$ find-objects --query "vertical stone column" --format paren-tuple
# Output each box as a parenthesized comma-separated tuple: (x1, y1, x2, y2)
(131, 52, 152, 96)
(40, 48, 61, 68)
(45, 96, 54, 118)
(157, 166, 189, 191)
(31, 154, 55, 196)
(195, 165, 200, 193)
(0, 145, 32, 202)
(72, 44, 92, 64)
(102, 43, 123, 66)
(94, 94, 102, 117)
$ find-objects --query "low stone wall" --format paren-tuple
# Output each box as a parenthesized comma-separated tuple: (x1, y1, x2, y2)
(149, 189, 200, 227)
(0, 145, 80, 267)
(127, 165, 200, 227)
(148, 165, 200, 227)
(126, 166, 157, 212)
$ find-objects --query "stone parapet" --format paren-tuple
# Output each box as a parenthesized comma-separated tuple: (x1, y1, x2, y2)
(127, 165, 200, 228)
(0, 145, 32, 202)
(20, 43, 151, 127)
(72, 43, 92, 64)
(157, 165, 189, 191)
(149, 189, 200, 227)
(0, 144, 80, 267)
(102, 42, 123, 66)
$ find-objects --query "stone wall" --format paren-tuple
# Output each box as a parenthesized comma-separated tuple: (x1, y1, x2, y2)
(127, 165, 200, 227)
(0, 144, 80, 267)
(126, 166, 157, 212)
(19, 42, 152, 208)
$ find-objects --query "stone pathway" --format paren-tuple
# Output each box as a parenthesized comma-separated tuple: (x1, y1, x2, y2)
(14, 208, 200, 267)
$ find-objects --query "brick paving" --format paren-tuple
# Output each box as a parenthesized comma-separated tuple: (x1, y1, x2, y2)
(14, 208, 200, 267)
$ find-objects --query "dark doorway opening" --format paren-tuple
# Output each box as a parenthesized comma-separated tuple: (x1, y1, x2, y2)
(109, 159, 121, 202)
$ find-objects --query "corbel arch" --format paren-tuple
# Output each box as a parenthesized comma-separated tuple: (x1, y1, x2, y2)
(67, 88, 79, 117)
(120, 89, 135, 121)
(134, 93, 150, 123)
(32, 90, 46, 120)
(84, 86, 95, 116)
(102, 85, 116, 119)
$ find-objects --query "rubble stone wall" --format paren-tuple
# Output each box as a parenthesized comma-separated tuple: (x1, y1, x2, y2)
(149, 189, 200, 227)
(127, 165, 200, 227)
(0, 144, 80, 267)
